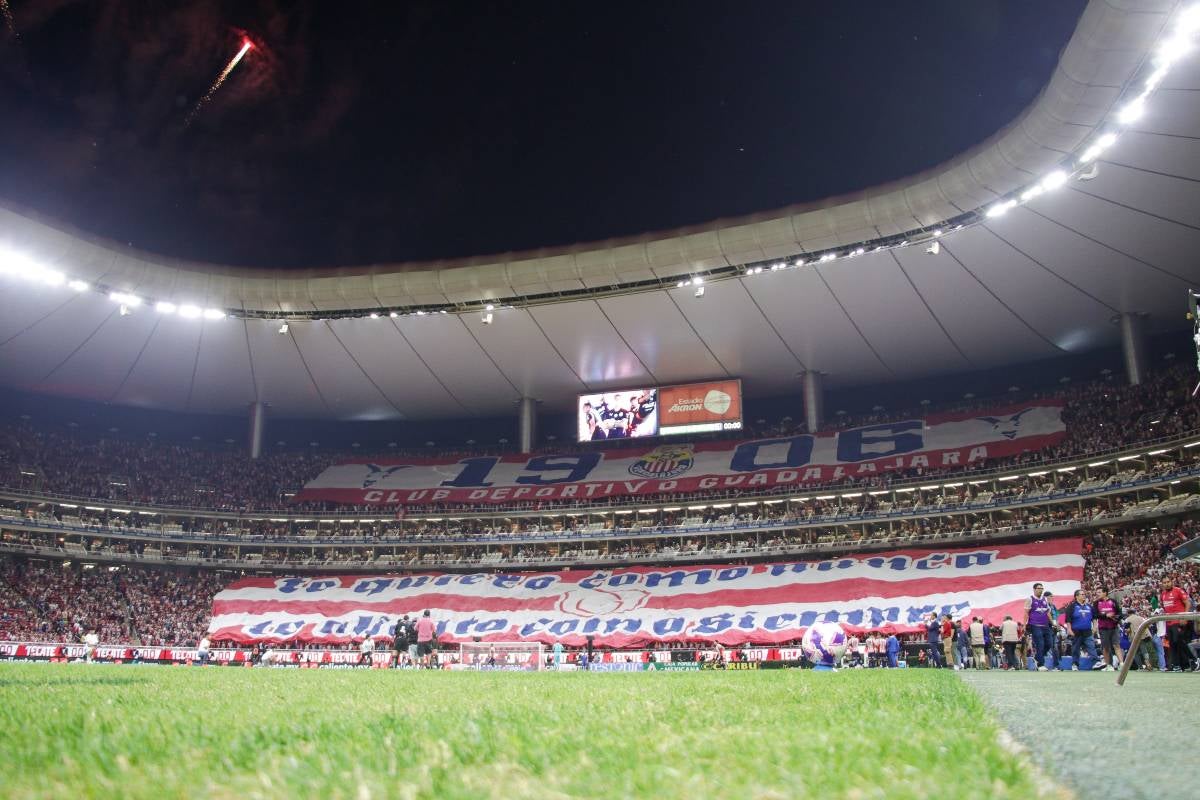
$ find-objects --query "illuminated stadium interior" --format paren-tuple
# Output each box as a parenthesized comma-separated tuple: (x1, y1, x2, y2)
(2, 2, 1200, 798)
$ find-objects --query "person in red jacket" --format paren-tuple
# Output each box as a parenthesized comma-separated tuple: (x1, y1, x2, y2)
(1158, 576, 1194, 672)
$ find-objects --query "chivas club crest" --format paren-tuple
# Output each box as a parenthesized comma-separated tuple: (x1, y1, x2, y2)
(628, 444, 695, 479)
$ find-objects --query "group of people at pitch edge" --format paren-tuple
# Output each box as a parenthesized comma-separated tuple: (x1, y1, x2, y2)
(921, 577, 1196, 672)
(363, 610, 437, 668)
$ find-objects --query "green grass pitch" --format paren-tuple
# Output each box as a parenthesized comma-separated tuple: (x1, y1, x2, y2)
(0, 663, 1059, 799)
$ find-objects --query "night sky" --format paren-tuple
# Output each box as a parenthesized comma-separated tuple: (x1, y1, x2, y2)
(0, 1, 1085, 269)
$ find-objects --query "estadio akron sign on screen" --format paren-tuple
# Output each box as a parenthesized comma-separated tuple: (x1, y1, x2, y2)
(657, 380, 743, 435)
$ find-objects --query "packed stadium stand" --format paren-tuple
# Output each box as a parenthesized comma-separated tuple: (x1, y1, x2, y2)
(1, 360, 1199, 656)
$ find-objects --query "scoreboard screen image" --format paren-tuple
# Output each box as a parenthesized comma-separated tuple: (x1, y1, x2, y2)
(576, 380, 742, 441)
(577, 389, 658, 441)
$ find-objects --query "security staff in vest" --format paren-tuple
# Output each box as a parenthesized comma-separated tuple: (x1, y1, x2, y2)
(1024, 582, 1054, 671)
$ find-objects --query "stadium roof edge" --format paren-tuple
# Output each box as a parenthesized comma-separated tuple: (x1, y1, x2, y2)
(0, 0, 1177, 312)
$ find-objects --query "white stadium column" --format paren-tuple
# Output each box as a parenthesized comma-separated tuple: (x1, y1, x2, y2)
(802, 371, 824, 434)
(248, 401, 266, 459)
(518, 397, 538, 453)
(1118, 312, 1147, 386)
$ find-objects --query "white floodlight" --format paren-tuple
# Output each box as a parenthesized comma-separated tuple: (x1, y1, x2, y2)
(1157, 34, 1193, 66)
(986, 200, 1016, 219)
(1040, 170, 1069, 191)
(1117, 98, 1144, 124)
(155, 301, 177, 314)
(109, 292, 141, 307)
(178, 304, 202, 319)
(1021, 185, 1045, 203)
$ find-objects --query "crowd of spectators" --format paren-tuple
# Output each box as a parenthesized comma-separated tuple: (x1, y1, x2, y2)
(1083, 521, 1199, 615)
(1, 365, 1199, 515)
(2, 518, 1196, 651)
(0, 558, 225, 646)
(0, 558, 135, 643)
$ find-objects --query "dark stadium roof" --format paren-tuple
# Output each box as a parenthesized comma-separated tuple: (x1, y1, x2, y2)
(1, 0, 1199, 420)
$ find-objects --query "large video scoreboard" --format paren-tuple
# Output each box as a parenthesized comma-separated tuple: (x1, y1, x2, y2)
(577, 379, 742, 442)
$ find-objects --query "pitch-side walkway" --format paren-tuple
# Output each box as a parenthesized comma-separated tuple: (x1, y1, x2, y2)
(959, 669, 1200, 800)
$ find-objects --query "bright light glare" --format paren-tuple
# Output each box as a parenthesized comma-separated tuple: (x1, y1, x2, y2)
(68, 279, 89, 292)
(819, 253, 836, 262)
(1021, 185, 1044, 202)
(1158, 35, 1193, 65)
(1040, 170, 1069, 191)
(178, 304, 202, 318)
(691, 276, 703, 285)
(1117, 99, 1144, 123)
(202, 308, 225, 320)
(155, 301, 177, 314)
(1180, 5, 1200, 35)
(986, 200, 1016, 218)
(0, 252, 65, 286)
(109, 292, 141, 307)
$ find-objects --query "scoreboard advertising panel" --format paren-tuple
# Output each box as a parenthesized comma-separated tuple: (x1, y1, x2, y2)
(657, 379, 743, 435)
(577, 380, 742, 442)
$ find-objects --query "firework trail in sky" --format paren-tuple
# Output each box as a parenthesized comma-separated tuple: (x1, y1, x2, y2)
(185, 39, 253, 128)
(0, 0, 20, 42)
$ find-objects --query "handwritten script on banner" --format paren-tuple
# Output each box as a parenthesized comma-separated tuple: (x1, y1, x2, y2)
(208, 538, 1084, 647)
(295, 401, 1065, 506)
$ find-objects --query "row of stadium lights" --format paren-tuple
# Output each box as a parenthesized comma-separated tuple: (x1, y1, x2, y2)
(1, 7, 1197, 321)
(720, 6, 1200, 284)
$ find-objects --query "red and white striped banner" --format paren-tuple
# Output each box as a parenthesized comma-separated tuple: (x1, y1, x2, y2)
(295, 402, 1065, 506)
(207, 538, 1083, 647)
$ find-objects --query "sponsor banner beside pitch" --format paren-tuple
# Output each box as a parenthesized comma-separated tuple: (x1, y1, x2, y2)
(207, 538, 1084, 648)
(297, 400, 1066, 506)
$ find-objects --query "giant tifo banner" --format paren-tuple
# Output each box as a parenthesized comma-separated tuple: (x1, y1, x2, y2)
(296, 401, 1065, 506)
(207, 538, 1084, 647)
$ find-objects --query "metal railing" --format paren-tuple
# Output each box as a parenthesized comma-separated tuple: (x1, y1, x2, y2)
(3, 463, 1197, 549)
(1115, 612, 1200, 686)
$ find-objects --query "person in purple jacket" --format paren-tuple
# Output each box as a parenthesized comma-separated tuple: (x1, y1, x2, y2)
(1024, 582, 1053, 671)
(1094, 588, 1123, 671)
